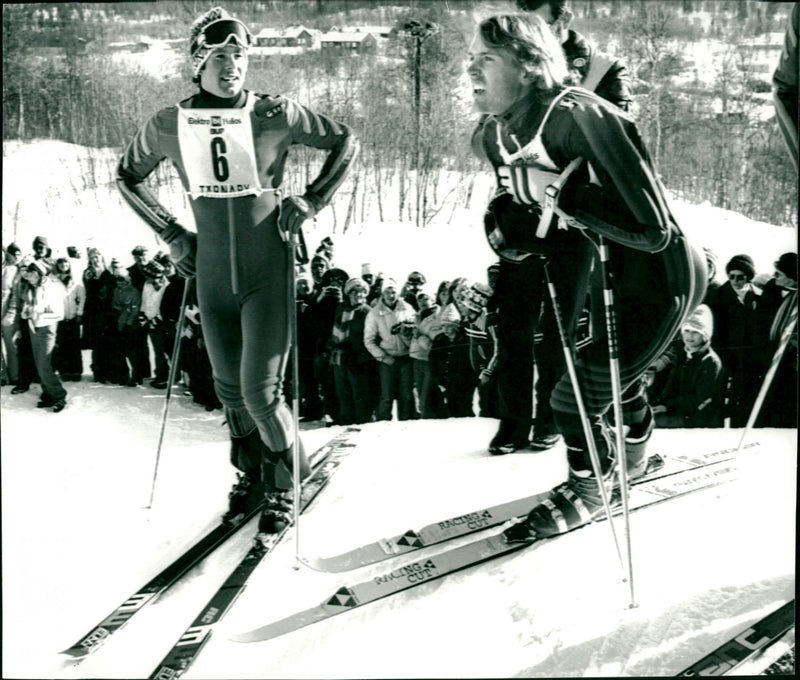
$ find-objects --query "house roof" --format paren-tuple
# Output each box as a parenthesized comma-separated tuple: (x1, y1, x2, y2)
(320, 31, 375, 43)
(254, 25, 314, 39)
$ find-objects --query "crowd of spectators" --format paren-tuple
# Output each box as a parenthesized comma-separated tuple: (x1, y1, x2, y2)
(1, 235, 796, 429)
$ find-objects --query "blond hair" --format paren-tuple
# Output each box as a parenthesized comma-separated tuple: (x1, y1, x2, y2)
(478, 14, 575, 92)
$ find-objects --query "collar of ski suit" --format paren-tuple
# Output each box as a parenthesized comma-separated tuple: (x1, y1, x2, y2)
(192, 88, 247, 109)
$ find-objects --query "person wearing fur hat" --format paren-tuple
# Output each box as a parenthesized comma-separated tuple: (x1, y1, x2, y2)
(651, 305, 724, 429)
(81, 248, 116, 383)
(364, 278, 417, 421)
(327, 277, 375, 424)
(116, 6, 358, 529)
(52, 257, 85, 381)
(705, 253, 762, 427)
(19, 260, 67, 411)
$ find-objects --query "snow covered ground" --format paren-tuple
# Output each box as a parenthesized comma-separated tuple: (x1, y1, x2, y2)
(0, 375, 795, 678)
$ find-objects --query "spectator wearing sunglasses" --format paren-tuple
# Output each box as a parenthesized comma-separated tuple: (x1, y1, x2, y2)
(705, 254, 762, 426)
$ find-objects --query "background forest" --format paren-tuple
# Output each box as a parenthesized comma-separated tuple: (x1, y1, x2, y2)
(2, 0, 797, 231)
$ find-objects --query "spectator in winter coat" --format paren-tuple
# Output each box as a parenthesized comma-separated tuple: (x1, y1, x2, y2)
(32, 236, 55, 273)
(181, 294, 221, 412)
(154, 252, 187, 386)
(409, 288, 444, 419)
(705, 254, 762, 426)
(364, 279, 416, 421)
(429, 305, 476, 418)
(329, 278, 375, 425)
(20, 260, 67, 412)
(462, 282, 500, 418)
(52, 257, 85, 381)
(2, 242, 22, 386)
(314, 267, 349, 422)
(755, 252, 797, 428)
(109, 261, 142, 386)
(138, 260, 171, 389)
(81, 248, 116, 383)
(652, 305, 724, 429)
(402, 271, 426, 311)
(4, 259, 38, 394)
(127, 245, 152, 380)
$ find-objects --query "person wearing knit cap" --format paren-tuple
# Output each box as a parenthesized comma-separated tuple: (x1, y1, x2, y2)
(651, 305, 724, 429)
(361, 263, 375, 286)
(429, 300, 476, 418)
(117, 6, 358, 530)
(705, 253, 761, 427)
(32, 236, 55, 273)
(19, 258, 68, 411)
(364, 278, 417, 421)
(328, 277, 375, 425)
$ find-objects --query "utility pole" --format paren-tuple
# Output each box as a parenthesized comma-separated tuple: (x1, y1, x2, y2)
(399, 19, 439, 226)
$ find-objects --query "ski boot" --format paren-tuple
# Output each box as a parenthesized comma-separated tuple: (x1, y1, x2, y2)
(222, 471, 266, 525)
(257, 492, 293, 535)
(528, 430, 561, 452)
(488, 418, 531, 455)
(624, 404, 655, 480)
(222, 430, 268, 525)
(504, 453, 619, 543)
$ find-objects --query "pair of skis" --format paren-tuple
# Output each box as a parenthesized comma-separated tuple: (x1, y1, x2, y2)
(231, 446, 747, 645)
(61, 426, 359, 661)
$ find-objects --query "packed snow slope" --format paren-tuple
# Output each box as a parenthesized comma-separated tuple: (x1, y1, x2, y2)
(0, 375, 795, 678)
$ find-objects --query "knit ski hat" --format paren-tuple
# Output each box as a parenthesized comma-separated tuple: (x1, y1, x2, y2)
(189, 7, 252, 78)
(381, 278, 398, 291)
(5, 242, 21, 256)
(344, 277, 369, 296)
(440, 304, 461, 325)
(682, 304, 714, 342)
(725, 254, 755, 281)
(361, 262, 374, 277)
(33, 235, 49, 248)
(27, 259, 49, 277)
(775, 252, 798, 281)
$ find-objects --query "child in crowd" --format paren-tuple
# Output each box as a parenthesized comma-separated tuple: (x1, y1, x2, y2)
(429, 305, 476, 418)
(651, 305, 725, 428)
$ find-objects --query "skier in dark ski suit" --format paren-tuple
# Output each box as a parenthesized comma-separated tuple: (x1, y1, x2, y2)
(117, 7, 358, 527)
(484, 0, 633, 455)
(467, 14, 707, 540)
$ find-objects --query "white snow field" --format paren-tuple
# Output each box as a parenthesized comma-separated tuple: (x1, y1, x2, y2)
(0, 373, 795, 678)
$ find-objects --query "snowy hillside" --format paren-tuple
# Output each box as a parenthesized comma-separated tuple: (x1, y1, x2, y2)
(0, 377, 795, 678)
(2, 139, 797, 288)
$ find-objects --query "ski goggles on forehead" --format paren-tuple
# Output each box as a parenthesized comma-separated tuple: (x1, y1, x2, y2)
(193, 19, 252, 52)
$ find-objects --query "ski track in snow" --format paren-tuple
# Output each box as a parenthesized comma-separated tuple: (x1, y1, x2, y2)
(1, 372, 794, 678)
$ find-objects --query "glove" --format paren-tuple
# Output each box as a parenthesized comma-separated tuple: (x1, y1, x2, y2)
(161, 223, 197, 279)
(279, 196, 316, 237)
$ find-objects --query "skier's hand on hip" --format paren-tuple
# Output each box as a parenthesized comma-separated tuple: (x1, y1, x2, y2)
(279, 195, 316, 238)
(161, 222, 197, 279)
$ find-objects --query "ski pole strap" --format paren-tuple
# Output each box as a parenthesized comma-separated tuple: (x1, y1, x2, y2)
(538, 157, 583, 239)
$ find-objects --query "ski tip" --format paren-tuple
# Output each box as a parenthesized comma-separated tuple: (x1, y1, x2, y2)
(60, 646, 89, 659)
(229, 629, 264, 644)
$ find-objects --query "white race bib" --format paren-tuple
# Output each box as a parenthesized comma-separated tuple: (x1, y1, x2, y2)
(177, 95, 264, 198)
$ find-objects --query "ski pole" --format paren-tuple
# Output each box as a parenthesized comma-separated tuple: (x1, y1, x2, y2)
(277, 193, 305, 570)
(736, 299, 797, 455)
(145, 276, 192, 509)
(596, 237, 636, 608)
(542, 260, 625, 574)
